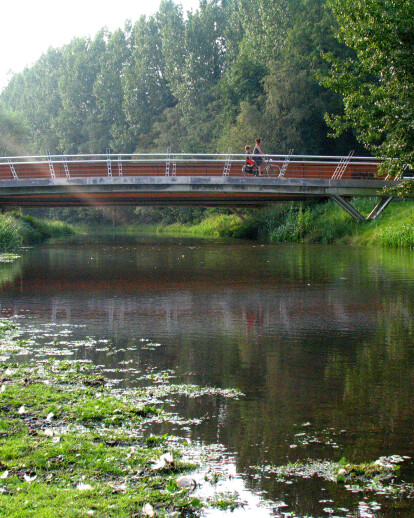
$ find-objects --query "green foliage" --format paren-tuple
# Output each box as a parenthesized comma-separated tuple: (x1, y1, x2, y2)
(321, 0, 414, 177)
(271, 204, 312, 242)
(142, 198, 414, 249)
(0, 0, 365, 157)
(0, 215, 22, 252)
(0, 102, 31, 156)
(378, 223, 414, 248)
(10, 213, 74, 239)
(0, 212, 74, 252)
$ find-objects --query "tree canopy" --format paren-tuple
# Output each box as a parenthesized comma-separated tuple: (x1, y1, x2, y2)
(321, 0, 414, 177)
(1, 0, 408, 166)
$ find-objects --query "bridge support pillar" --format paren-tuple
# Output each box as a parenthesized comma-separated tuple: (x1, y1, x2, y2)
(367, 196, 394, 220)
(331, 195, 366, 222)
(230, 208, 246, 221)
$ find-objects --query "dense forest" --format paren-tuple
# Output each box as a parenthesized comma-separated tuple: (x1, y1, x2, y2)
(0, 0, 412, 182)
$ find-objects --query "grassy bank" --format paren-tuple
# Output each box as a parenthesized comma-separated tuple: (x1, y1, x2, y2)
(0, 320, 243, 517)
(15, 198, 414, 249)
(128, 198, 414, 248)
(0, 213, 74, 253)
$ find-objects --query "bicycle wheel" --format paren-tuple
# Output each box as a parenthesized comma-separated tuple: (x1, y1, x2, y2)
(266, 164, 281, 177)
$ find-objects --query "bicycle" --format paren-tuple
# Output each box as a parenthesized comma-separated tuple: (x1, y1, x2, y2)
(242, 159, 280, 177)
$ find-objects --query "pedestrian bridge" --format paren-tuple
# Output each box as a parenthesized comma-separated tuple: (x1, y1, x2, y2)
(0, 152, 405, 221)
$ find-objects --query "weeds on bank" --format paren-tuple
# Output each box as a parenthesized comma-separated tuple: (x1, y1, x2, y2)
(0, 321, 245, 517)
(0, 361, 201, 517)
(0, 213, 74, 253)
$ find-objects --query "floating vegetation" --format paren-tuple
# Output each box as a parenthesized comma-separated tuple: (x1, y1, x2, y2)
(254, 455, 414, 498)
(0, 254, 20, 263)
(0, 320, 248, 517)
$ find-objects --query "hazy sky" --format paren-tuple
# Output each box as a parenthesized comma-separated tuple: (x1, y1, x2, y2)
(1, 0, 200, 92)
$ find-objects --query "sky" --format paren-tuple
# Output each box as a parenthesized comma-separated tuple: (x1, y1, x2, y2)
(0, 0, 200, 92)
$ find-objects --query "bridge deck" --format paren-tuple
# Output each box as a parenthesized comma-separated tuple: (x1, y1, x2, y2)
(0, 155, 380, 181)
(0, 154, 401, 210)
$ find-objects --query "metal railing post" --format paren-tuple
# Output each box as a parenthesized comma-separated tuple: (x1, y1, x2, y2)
(118, 155, 123, 176)
(7, 159, 18, 180)
(63, 157, 71, 179)
(106, 148, 113, 177)
(332, 150, 354, 179)
(278, 149, 294, 177)
(46, 150, 56, 179)
(166, 147, 171, 176)
(223, 149, 232, 176)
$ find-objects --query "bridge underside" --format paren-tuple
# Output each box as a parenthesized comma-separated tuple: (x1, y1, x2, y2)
(0, 176, 404, 221)
(0, 192, 327, 208)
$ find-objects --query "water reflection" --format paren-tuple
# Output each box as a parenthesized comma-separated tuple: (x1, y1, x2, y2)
(1, 237, 414, 517)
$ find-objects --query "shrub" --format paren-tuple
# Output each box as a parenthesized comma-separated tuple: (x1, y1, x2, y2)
(0, 215, 23, 252)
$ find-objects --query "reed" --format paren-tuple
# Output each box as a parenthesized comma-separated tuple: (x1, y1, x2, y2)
(0, 215, 22, 252)
(0, 213, 74, 252)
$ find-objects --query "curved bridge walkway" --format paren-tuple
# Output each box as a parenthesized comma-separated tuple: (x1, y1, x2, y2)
(0, 152, 404, 221)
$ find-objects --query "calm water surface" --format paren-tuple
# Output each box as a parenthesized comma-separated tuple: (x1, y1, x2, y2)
(1, 236, 414, 517)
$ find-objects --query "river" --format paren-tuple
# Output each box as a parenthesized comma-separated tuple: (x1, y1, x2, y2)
(1, 235, 414, 517)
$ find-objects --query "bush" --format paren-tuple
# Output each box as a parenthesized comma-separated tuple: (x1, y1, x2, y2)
(0, 215, 22, 252)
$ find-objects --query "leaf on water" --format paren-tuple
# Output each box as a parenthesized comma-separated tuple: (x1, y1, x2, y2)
(142, 503, 155, 517)
(151, 452, 174, 470)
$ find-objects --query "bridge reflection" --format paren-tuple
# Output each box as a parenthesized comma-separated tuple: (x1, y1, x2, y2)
(0, 289, 376, 339)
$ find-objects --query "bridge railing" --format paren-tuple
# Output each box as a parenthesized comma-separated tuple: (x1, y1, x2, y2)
(0, 153, 382, 181)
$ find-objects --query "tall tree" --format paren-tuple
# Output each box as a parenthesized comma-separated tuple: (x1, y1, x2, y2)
(262, 0, 361, 155)
(122, 15, 175, 152)
(321, 0, 414, 176)
(0, 102, 30, 156)
(1, 48, 63, 153)
(161, 0, 228, 151)
(55, 31, 107, 153)
(94, 27, 133, 152)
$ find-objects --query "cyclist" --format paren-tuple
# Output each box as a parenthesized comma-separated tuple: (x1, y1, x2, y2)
(253, 139, 264, 176)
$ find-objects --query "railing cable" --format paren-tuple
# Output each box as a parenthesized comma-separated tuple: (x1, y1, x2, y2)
(278, 149, 294, 177)
(46, 150, 56, 179)
(332, 150, 354, 180)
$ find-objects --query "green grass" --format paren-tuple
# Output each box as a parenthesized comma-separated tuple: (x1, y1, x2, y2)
(0, 361, 202, 517)
(31, 197, 414, 249)
(159, 198, 414, 248)
(0, 213, 74, 252)
(141, 198, 414, 248)
(0, 322, 244, 517)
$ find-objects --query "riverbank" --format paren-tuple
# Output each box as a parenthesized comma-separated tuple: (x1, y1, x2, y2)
(0, 212, 74, 253)
(0, 320, 243, 517)
(3, 198, 414, 251)
(77, 198, 414, 248)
